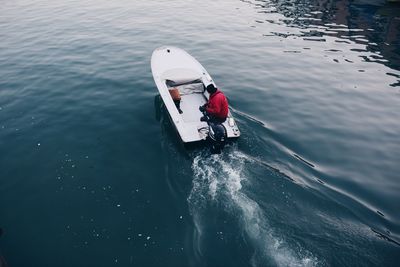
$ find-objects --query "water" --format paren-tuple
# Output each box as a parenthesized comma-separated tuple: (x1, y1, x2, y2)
(1, 0, 399, 266)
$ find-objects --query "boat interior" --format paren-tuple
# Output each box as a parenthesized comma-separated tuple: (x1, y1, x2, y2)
(166, 79, 208, 123)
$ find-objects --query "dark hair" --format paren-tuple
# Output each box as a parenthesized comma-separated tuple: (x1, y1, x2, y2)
(206, 84, 217, 94)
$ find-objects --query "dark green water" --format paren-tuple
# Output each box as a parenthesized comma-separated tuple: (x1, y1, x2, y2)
(1, 0, 399, 266)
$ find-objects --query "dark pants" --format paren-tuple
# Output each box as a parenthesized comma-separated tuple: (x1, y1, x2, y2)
(208, 116, 226, 124)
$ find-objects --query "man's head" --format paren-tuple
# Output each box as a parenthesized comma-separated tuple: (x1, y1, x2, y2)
(206, 84, 217, 94)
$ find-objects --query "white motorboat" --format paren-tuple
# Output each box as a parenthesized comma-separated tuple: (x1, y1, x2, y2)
(151, 46, 240, 147)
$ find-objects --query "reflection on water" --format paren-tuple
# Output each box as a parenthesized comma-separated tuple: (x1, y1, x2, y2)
(243, 0, 400, 86)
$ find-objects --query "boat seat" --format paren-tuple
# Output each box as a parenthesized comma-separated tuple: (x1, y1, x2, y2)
(170, 82, 204, 96)
(180, 93, 207, 123)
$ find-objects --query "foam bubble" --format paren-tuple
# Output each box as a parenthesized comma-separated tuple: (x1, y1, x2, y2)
(188, 149, 320, 267)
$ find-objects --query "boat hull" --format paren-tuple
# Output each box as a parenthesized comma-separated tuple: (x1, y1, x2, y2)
(151, 46, 240, 143)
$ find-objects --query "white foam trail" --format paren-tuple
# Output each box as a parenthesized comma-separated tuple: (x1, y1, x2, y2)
(188, 150, 319, 267)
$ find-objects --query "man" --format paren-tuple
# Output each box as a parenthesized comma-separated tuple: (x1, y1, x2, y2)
(199, 84, 228, 123)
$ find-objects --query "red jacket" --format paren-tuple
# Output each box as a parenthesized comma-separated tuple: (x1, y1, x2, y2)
(206, 90, 228, 120)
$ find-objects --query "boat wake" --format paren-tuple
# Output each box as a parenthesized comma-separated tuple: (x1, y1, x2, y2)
(188, 148, 319, 267)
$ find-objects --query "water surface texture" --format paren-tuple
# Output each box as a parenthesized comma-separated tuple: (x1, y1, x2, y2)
(1, 0, 399, 266)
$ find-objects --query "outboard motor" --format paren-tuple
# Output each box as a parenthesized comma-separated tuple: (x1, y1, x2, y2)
(208, 122, 227, 154)
(200, 110, 227, 154)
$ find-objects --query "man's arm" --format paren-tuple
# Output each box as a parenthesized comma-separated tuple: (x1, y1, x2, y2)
(206, 102, 220, 115)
